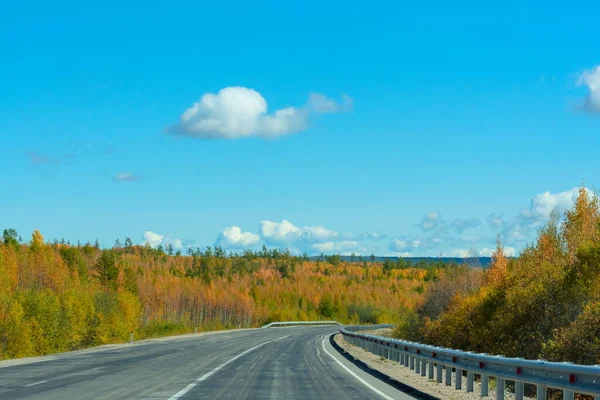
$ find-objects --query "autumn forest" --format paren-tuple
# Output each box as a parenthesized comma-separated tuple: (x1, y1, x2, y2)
(0, 229, 450, 360)
(2, 187, 599, 366)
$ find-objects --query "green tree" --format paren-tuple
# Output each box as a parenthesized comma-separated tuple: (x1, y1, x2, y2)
(93, 250, 119, 289)
(318, 295, 335, 318)
(2, 229, 19, 249)
(59, 246, 88, 282)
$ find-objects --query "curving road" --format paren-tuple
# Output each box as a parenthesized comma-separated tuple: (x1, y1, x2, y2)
(0, 326, 413, 400)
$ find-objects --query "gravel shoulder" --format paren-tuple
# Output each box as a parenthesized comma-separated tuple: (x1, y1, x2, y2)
(335, 333, 531, 400)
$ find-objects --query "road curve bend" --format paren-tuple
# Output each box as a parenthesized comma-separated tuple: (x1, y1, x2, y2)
(0, 326, 414, 399)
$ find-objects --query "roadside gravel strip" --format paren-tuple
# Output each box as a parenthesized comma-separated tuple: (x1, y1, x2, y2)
(334, 333, 533, 400)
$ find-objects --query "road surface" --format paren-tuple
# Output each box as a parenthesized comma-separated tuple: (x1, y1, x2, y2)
(0, 326, 414, 399)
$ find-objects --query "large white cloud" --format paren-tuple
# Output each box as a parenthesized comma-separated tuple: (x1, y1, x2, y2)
(578, 66, 600, 113)
(142, 231, 164, 247)
(521, 187, 593, 222)
(259, 219, 339, 245)
(259, 219, 302, 244)
(216, 226, 260, 248)
(168, 87, 352, 139)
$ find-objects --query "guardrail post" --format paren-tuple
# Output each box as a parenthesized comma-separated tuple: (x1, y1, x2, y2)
(415, 357, 421, 374)
(563, 391, 574, 400)
(497, 378, 505, 400)
(467, 371, 474, 392)
(455, 368, 462, 390)
(436, 363, 443, 383)
(410, 356, 415, 370)
(515, 381, 524, 400)
(536, 385, 545, 400)
(428, 360, 434, 379)
(445, 365, 452, 386)
(129, 330, 133, 344)
(481, 374, 488, 397)
(421, 358, 426, 377)
(404, 353, 409, 367)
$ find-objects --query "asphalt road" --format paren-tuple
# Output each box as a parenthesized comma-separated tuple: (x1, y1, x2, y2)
(0, 326, 414, 400)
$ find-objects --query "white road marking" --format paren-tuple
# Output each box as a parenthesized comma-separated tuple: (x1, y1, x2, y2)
(25, 380, 48, 388)
(321, 334, 394, 400)
(168, 335, 290, 400)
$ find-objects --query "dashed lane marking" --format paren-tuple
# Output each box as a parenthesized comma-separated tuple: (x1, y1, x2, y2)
(167, 335, 290, 400)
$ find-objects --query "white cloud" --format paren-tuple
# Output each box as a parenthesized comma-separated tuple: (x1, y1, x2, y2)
(311, 240, 359, 253)
(143, 231, 164, 247)
(113, 172, 140, 182)
(162, 235, 183, 250)
(141, 231, 186, 250)
(259, 219, 302, 245)
(259, 219, 340, 246)
(216, 226, 260, 248)
(301, 226, 339, 243)
(450, 249, 471, 258)
(521, 187, 593, 222)
(168, 87, 352, 139)
(578, 66, 600, 113)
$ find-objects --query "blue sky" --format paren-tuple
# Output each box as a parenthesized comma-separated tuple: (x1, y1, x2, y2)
(1, 1, 599, 256)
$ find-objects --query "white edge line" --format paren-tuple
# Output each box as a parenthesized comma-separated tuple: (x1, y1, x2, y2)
(168, 334, 290, 400)
(25, 380, 48, 387)
(322, 334, 395, 400)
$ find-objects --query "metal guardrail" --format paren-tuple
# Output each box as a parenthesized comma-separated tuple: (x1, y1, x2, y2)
(262, 321, 342, 328)
(340, 325, 600, 400)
